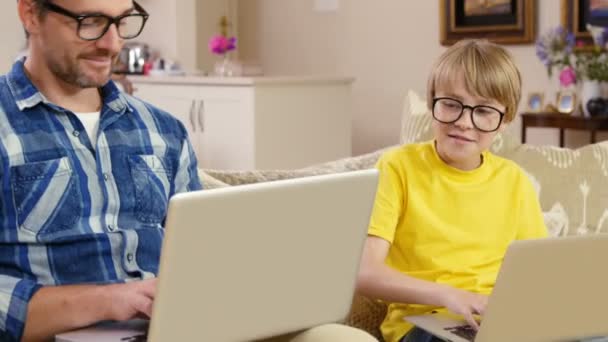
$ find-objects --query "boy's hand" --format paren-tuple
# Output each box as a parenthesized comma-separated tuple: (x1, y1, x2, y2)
(440, 287, 487, 330)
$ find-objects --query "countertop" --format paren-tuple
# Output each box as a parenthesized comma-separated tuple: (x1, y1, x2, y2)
(128, 75, 355, 86)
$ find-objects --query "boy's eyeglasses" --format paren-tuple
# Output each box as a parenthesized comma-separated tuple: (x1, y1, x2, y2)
(432, 97, 505, 133)
(42, 1, 149, 41)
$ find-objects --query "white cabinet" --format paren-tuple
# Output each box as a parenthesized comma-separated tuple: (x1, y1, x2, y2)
(131, 76, 353, 170)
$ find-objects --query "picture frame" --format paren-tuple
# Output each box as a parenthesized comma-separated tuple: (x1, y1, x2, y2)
(561, 0, 608, 45)
(526, 92, 544, 112)
(556, 90, 577, 114)
(439, 0, 536, 46)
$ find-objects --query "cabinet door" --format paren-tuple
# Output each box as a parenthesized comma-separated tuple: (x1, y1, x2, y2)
(132, 85, 201, 162)
(196, 89, 254, 170)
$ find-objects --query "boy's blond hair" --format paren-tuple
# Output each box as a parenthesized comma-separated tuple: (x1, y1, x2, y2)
(426, 39, 522, 123)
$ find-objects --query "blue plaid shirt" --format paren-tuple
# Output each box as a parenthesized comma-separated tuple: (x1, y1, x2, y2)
(0, 61, 202, 340)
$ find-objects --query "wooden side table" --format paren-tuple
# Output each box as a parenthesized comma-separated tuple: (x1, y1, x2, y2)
(520, 112, 608, 147)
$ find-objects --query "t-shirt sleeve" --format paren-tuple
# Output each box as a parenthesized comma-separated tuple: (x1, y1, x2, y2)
(516, 172, 549, 240)
(367, 151, 407, 244)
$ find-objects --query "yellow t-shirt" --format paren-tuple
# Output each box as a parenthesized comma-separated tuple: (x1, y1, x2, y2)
(368, 141, 548, 342)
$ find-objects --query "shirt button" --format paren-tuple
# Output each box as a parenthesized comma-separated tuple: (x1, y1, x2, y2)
(108, 225, 115, 232)
(126, 253, 134, 263)
(72, 130, 80, 137)
(103, 173, 109, 181)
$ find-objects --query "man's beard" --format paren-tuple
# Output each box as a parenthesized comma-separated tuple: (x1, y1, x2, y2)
(47, 51, 114, 89)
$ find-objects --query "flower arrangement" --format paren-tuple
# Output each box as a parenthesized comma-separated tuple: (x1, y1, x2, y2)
(208, 15, 237, 58)
(208, 15, 242, 76)
(536, 26, 575, 79)
(536, 25, 608, 86)
(208, 34, 237, 56)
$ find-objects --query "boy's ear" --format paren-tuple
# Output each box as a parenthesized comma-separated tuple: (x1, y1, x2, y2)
(497, 120, 510, 134)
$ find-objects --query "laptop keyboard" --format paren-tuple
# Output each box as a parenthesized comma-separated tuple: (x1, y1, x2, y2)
(445, 325, 477, 341)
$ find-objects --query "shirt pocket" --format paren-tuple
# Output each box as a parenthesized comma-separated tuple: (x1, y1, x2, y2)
(10, 157, 83, 240)
(128, 154, 172, 225)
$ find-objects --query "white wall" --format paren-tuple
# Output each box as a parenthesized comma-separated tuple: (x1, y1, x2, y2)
(0, 1, 25, 73)
(138, 0, 233, 73)
(136, 0, 179, 63)
(1, 1, 604, 153)
(238, 0, 605, 155)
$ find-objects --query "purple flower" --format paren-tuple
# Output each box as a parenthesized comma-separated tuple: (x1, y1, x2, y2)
(536, 26, 576, 78)
(559, 67, 576, 87)
(226, 37, 237, 52)
(601, 28, 608, 47)
(565, 33, 575, 53)
(208, 35, 238, 55)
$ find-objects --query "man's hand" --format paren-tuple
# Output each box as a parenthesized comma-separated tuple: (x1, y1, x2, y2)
(23, 278, 158, 341)
(439, 287, 488, 330)
(105, 278, 157, 321)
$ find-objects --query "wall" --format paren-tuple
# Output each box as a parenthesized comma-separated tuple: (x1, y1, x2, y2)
(138, 0, 234, 73)
(1, 1, 605, 154)
(0, 1, 25, 73)
(238, 0, 605, 155)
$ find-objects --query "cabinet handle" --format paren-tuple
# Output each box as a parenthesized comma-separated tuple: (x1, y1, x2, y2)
(189, 100, 196, 132)
(198, 100, 205, 132)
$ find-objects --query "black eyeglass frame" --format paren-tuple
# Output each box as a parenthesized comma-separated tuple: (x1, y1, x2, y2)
(432, 97, 506, 133)
(41, 1, 150, 41)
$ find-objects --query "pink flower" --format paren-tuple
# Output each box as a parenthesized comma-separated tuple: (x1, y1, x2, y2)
(576, 40, 585, 47)
(208, 35, 237, 55)
(559, 66, 576, 87)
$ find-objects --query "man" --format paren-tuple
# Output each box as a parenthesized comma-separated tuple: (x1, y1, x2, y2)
(2, 0, 198, 340)
(1, 1, 375, 341)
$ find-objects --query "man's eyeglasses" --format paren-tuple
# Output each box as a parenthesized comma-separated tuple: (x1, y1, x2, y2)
(432, 97, 505, 133)
(42, 1, 149, 41)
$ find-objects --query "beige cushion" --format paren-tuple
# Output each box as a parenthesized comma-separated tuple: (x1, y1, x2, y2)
(198, 169, 229, 189)
(202, 149, 386, 187)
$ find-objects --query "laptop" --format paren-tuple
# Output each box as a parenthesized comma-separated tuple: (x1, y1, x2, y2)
(56, 169, 378, 342)
(405, 234, 608, 342)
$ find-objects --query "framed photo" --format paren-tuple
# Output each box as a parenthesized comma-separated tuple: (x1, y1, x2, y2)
(556, 90, 577, 114)
(526, 92, 544, 112)
(561, 0, 608, 44)
(439, 0, 536, 45)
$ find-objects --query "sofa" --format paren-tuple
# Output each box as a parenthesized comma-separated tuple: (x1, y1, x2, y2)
(197, 90, 608, 341)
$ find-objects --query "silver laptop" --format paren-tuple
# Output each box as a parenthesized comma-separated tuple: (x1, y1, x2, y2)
(56, 169, 378, 342)
(405, 234, 608, 342)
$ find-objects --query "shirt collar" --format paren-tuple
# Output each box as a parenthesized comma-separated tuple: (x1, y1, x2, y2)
(6, 59, 133, 114)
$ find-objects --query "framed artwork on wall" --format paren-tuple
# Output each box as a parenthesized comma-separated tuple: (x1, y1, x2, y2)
(561, 0, 608, 44)
(440, 0, 536, 46)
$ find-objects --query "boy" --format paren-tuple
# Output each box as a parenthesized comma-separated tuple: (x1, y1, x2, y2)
(356, 39, 548, 342)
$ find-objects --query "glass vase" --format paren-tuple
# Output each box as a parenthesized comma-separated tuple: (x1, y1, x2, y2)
(213, 55, 243, 77)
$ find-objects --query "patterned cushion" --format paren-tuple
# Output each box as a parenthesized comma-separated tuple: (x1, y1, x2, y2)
(344, 294, 386, 341)
(508, 143, 608, 236)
